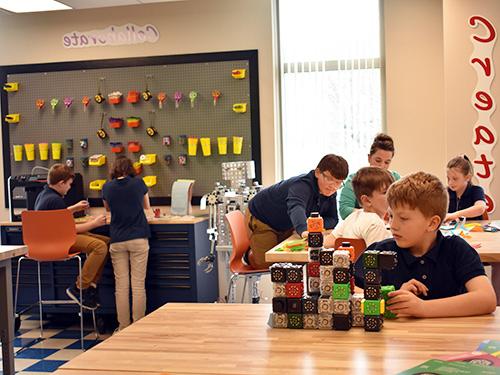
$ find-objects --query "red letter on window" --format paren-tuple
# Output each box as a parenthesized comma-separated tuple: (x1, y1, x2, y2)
(469, 15, 496, 43)
(474, 154, 494, 178)
(485, 194, 495, 213)
(473, 125, 496, 145)
(474, 91, 494, 111)
(471, 57, 492, 77)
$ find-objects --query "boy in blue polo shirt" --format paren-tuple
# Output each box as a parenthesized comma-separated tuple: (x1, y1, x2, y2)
(354, 171, 496, 317)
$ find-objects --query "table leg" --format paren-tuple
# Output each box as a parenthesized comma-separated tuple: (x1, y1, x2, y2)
(0, 259, 15, 375)
(491, 263, 500, 306)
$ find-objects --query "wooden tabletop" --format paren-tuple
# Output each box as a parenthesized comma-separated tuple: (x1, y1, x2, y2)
(53, 303, 500, 375)
(0, 216, 207, 227)
(0, 245, 27, 262)
(266, 221, 500, 263)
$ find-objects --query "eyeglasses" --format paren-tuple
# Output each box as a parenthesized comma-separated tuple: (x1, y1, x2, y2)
(321, 172, 345, 188)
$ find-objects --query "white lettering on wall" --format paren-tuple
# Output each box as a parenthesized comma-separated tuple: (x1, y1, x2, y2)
(62, 24, 160, 48)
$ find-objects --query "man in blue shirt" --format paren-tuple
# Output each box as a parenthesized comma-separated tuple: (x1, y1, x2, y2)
(354, 171, 496, 318)
(247, 154, 348, 269)
(35, 164, 108, 309)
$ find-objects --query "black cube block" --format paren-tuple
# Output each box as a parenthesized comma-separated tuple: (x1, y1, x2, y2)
(270, 263, 287, 283)
(364, 268, 382, 285)
(287, 298, 302, 314)
(364, 315, 384, 332)
(309, 248, 320, 262)
(333, 268, 350, 284)
(333, 313, 352, 331)
(319, 249, 334, 266)
(379, 251, 398, 270)
(272, 297, 287, 313)
(364, 284, 381, 300)
(286, 264, 304, 283)
(308, 232, 323, 248)
(302, 295, 318, 314)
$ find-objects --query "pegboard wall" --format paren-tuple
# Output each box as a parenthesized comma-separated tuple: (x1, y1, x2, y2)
(0, 50, 261, 206)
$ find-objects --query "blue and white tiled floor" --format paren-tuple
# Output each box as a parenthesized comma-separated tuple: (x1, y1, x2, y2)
(0, 314, 111, 374)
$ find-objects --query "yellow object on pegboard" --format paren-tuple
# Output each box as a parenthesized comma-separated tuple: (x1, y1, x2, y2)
(187, 137, 198, 156)
(143, 175, 157, 187)
(232, 103, 247, 113)
(89, 154, 106, 166)
(139, 154, 157, 165)
(3, 82, 19, 92)
(89, 180, 106, 191)
(231, 69, 246, 79)
(5, 114, 20, 123)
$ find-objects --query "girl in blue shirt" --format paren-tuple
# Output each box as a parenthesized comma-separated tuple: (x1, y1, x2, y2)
(446, 155, 487, 222)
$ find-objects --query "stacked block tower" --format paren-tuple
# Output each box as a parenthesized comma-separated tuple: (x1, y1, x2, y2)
(361, 250, 398, 331)
(269, 212, 397, 331)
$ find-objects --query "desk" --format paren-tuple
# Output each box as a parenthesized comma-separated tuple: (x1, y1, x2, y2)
(0, 245, 27, 375)
(265, 222, 500, 304)
(53, 303, 500, 375)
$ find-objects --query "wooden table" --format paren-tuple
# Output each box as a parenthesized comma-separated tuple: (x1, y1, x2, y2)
(53, 303, 500, 375)
(0, 245, 27, 375)
(265, 221, 500, 305)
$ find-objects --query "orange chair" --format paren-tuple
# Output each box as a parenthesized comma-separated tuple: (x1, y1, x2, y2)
(14, 210, 97, 350)
(225, 210, 270, 303)
(333, 237, 367, 262)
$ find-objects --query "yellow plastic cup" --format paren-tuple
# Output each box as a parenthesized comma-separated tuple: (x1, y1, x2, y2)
(51, 142, 62, 160)
(38, 143, 49, 160)
(13, 145, 23, 162)
(187, 137, 198, 156)
(24, 143, 35, 161)
(217, 137, 227, 155)
(233, 136, 243, 155)
(200, 137, 211, 156)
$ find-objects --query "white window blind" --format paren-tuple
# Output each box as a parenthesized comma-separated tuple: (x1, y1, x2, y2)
(279, 0, 383, 178)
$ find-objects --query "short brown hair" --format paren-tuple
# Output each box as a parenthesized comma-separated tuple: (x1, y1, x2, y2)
(352, 167, 395, 202)
(369, 133, 395, 156)
(48, 164, 75, 185)
(316, 154, 349, 180)
(447, 155, 473, 177)
(110, 156, 135, 179)
(387, 171, 448, 222)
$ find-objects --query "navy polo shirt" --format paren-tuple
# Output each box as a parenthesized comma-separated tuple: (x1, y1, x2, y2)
(448, 184, 486, 221)
(102, 176, 150, 244)
(354, 232, 486, 299)
(34, 185, 67, 210)
(248, 170, 339, 234)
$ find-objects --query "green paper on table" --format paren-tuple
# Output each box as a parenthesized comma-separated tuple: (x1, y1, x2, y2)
(283, 239, 307, 252)
(396, 359, 500, 374)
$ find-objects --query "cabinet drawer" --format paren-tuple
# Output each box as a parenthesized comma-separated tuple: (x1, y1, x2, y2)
(149, 225, 193, 248)
(2, 226, 23, 245)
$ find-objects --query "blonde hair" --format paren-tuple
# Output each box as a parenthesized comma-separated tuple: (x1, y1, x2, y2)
(447, 155, 473, 177)
(387, 171, 448, 222)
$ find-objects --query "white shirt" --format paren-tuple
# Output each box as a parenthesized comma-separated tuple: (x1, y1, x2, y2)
(331, 209, 392, 247)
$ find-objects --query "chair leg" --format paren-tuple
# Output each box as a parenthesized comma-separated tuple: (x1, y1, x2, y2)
(37, 261, 43, 338)
(77, 255, 84, 351)
(91, 309, 98, 340)
(241, 276, 248, 303)
(227, 274, 237, 303)
(14, 256, 25, 315)
(251, 276, 261, 304)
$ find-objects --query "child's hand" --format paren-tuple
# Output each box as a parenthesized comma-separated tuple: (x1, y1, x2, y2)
(387, 290, 427, 317)
(92, 214, 107, 227)
(400, 279, 428, 296)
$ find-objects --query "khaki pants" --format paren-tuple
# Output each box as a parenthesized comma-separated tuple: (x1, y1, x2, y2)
(246, 210, 294, 269)
(70, 233, 109, 289)
(109, 238, 149, 330)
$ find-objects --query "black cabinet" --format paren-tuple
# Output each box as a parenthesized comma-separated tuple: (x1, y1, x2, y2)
(2, 220, 218, 316)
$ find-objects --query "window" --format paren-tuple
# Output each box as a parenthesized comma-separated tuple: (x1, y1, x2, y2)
(278, 0, 383, 178)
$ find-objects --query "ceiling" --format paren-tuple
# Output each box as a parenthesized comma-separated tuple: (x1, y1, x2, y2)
(58, 0, 184, 10)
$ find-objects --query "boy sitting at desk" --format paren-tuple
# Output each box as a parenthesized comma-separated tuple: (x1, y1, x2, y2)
(354, 171, 496, 317)
(324, 167, 393, 248)
(34, 163, 108, 310)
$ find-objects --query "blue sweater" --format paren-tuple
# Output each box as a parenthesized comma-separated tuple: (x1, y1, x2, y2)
(248, 170, 339, 234)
